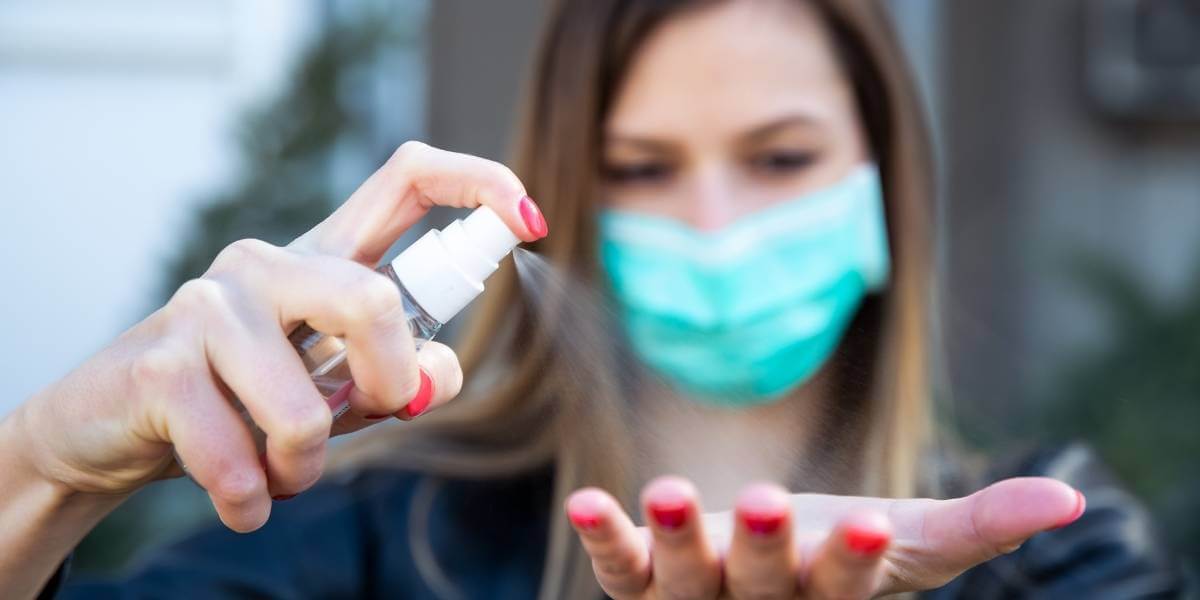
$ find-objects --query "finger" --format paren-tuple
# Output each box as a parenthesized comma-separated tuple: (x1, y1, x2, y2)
(333, 341, 464, 434)
(146, 347, 270, 531)
(566, 488, 652, 599)
(805, 510, 891, 600)
(180, 278, 331, 499)
(725, 483, 798, 599)
(206, 241, 423, 419)
(641, 476, 721, 599)
(395, 342, 462, 419)
(907, 477, 1085, 570)
(293, 141, 547, 265)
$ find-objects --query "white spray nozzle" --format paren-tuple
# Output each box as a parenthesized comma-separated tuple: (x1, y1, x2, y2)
(390, 205, 521, 323)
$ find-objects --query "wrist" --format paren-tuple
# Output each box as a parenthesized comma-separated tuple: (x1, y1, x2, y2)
(1, 398, 131, 509)
(0, 404, 127, 600)
(1, 400, 72, 500)
(1, 402, 46, 483)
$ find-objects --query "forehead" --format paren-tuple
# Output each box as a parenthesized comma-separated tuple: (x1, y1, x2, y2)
(606, 0, 856, 137)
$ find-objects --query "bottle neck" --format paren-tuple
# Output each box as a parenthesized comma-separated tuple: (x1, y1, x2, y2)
(378, 263, 443, 343)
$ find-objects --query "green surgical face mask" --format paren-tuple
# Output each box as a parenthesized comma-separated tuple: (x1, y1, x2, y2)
(599, 164, 890, 406)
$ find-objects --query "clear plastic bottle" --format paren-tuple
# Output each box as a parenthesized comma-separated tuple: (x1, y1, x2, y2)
(246, 205, 521, 445)
(287, 263, 442, 419)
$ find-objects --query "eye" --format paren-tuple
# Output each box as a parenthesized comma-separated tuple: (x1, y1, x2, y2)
(602, 161, 676, 184)
(749, 150, 817, 175)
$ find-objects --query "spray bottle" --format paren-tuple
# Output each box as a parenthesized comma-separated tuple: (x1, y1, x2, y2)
(284, 205, 520, 420)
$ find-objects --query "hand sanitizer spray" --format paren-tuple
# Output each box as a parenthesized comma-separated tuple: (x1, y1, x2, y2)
(286, 205, 520, 419)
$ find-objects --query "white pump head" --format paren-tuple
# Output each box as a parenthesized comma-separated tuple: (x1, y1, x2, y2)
(389, 205, 521, 323)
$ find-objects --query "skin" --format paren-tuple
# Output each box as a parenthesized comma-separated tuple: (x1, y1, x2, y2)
(568, 2, 1086, 599)
(0, 141, 546, 599)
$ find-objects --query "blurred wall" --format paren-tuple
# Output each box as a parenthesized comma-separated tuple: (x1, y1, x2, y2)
(427, 0, 544, 161)
(0, 0, 319, 417)
(940, 0, 1200, 424)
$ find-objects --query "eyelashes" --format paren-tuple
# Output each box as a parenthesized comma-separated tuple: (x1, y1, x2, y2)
(602, 161, 675, 184)
(748, 151, 818, 174)
(602, 150, 819, 186)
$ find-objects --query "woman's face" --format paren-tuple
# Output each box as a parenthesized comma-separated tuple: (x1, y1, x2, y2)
(602, 0, 870, 229)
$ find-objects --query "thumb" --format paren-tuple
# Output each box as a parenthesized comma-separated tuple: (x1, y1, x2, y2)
(924, 477, 1085, 567)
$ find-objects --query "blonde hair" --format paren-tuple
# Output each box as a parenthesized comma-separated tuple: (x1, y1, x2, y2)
(338, 0, 936, 597)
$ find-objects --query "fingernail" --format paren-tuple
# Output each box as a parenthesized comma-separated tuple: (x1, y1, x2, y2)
(737, 484, 788, 536)
(1051, 489, 1086, 530)
(648, 501, 688, 530)
(742, 511, 785, 536)
(845, 526, 889, 556)
(397, 369, 434, 420)
(568, 510, 602, 531)
(519, 195, 549, 239)
(364, 414, 390, 420)
(272, 494, 296, 501)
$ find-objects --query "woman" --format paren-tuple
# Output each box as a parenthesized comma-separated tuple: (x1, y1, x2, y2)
(0, 0, 1183, 598)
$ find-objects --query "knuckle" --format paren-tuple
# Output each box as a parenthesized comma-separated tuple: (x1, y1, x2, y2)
(271, 404, 332, 452)
(391, 140, 428, 166)
(487, 159, 522, 190)
(172, 278, 225, 309)
(213, 468, 263, 506)
(211, 238, 275, 273)
(344, 273, 403, 326)
(128, 343, 192, 390)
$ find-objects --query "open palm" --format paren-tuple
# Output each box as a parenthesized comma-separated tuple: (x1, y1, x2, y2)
(566, 476, 1085, 599)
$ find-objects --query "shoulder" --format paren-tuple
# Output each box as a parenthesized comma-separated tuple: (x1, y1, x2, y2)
(927, 443, 1188, 599)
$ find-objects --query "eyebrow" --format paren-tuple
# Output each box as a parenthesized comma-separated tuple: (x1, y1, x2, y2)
(603, 135, 678, 154)
(740, 114, 822, 143)
(604, 113, 823, 152)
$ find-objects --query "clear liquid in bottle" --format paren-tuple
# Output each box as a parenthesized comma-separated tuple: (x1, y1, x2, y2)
(286, 263, 442, 420)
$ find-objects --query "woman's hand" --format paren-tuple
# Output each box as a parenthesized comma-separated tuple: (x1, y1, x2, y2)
(566, 476, 1085, 599)
(5, 141, 546, 532)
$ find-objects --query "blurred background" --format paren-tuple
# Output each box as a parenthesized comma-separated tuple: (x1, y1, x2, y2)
(1, 0, 1197, 583)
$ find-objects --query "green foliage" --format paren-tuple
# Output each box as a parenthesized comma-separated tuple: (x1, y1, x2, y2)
(1042, 253, 1200, 574)
(158, 8, 418, 303)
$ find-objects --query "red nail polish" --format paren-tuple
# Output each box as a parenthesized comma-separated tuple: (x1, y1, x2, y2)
(518, 195, 548, 239)
(272, 494, 296, 501)
(648, 502, 688, 530)
(364, 414, 390, 420)
(845, 527, 889, 556)
(1052, 490, 1087, 530)
(742, 511, 785, 536)
(398, 370, 433, 420)
(568, 510, 602, 531)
